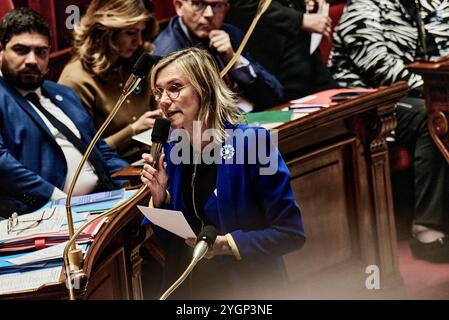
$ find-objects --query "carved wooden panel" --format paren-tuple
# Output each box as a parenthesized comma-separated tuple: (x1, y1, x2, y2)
(284, 140, 357, 281)
(84, 248, 130, 300)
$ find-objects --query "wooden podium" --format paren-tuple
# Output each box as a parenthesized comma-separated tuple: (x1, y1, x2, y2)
(0, 82, 408, 299)
(0, 190, 152, 300)
(408, 56, 449, 164)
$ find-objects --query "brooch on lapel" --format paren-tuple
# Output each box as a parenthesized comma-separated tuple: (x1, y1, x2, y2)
(220, 144, 235, 160)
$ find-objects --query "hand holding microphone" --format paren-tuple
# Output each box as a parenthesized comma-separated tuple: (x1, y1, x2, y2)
(141, 117, 171, 207)
(141, 153, 168, 207)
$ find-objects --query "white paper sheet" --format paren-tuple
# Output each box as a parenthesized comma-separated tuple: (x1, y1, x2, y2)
(0, 207, 67, 241)
(137, 206, 196, 239)
(290, 95, 317, 104)
(310, 2, 330, 54)
(132, 128, 153, 146)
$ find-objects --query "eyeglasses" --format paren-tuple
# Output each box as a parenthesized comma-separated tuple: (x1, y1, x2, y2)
(7, 208, 56, 235)
(152, 84, 187, 102)
(186, 0, 229, 14)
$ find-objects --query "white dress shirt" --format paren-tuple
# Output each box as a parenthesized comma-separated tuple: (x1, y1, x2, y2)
(19, 88, 100, 199)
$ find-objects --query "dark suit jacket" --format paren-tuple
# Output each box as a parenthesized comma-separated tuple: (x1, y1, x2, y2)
(0, 78, 128, 216)
(153, 16, 284, 110)
(227, 0, 338, 102)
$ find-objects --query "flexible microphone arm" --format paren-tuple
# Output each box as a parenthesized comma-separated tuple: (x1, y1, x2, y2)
(64, 84, 140, 261)
(63, 53, 154, 300)
(64, 86, 144, 300)
(220, 0, 272, 77)
(64, 0, 270, 299)
(159, 258, 197, 300)
(64, 185, 148, 300)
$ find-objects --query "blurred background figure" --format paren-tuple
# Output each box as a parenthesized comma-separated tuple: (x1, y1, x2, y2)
(227, 0, 339, 103)
(329, 0, 449, 263)
(0, 8, 127, 216)
(152, 0, 284, 111)
(59, 0, 162, 162)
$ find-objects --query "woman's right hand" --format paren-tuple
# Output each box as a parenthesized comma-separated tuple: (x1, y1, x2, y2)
(141, 153, 168, 207)
(131, 109, 163, 134)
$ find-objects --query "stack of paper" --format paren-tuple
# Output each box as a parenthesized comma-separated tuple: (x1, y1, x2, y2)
(0, 209, 107, 252)
(0, 243, 89, 295)
(0, 189, 137, 252)
(0, 266, 62, 295)
(0, 242, 89, 274)
(0, 189, 139, 295)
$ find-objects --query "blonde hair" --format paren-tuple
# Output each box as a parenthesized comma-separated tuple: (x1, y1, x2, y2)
(73, 0, 157, 77)
(150, 48, 241, 143)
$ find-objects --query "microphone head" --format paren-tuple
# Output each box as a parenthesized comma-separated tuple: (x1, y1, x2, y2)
(151, 118, 171, 144)
(197, 225, 218, 248)
(131, 53, 156, 78)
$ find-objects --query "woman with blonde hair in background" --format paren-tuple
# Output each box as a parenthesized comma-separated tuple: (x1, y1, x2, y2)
(59, 0, 162, 162)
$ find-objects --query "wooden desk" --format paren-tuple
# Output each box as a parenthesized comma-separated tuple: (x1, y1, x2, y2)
(408, 56, 449, 164)
(105, 83, 409, 298)
(0, 190, 152, 300)
(0, 82, 407, 299)
(278, 82, 407, 298)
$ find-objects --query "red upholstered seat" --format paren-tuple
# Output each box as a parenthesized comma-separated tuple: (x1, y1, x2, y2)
(0, 0, 14, 21)
(152, 0, 177, 24)
(46, 47, 72, 82)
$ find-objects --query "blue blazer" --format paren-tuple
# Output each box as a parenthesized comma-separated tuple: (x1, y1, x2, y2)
(153, 17, 284, 109)
(146, 122, 305, 297)
(0, 78, 128, 216)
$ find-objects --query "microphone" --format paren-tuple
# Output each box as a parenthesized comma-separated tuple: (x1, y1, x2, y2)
(63, 52, 158, 300)
(192, 225, 218, 262)
(159, 225, 218, 300)
(150, 118, 171, 169)
(122, 53, 156, 94)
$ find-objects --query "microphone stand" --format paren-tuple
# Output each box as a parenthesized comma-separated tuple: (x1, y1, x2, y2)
(220, 0, 272, 77)
(159, 238, 210, 300)
(63, 78, 147, 300)
(159, 258, 198, 300)
(64, 0, 271, 299)
(63, 185, 148, 300)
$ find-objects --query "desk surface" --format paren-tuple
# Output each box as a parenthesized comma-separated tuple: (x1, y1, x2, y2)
(0, 188, 151, 300)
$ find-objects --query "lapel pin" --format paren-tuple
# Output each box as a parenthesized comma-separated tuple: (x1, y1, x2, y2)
(220, 144, 235, 160)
